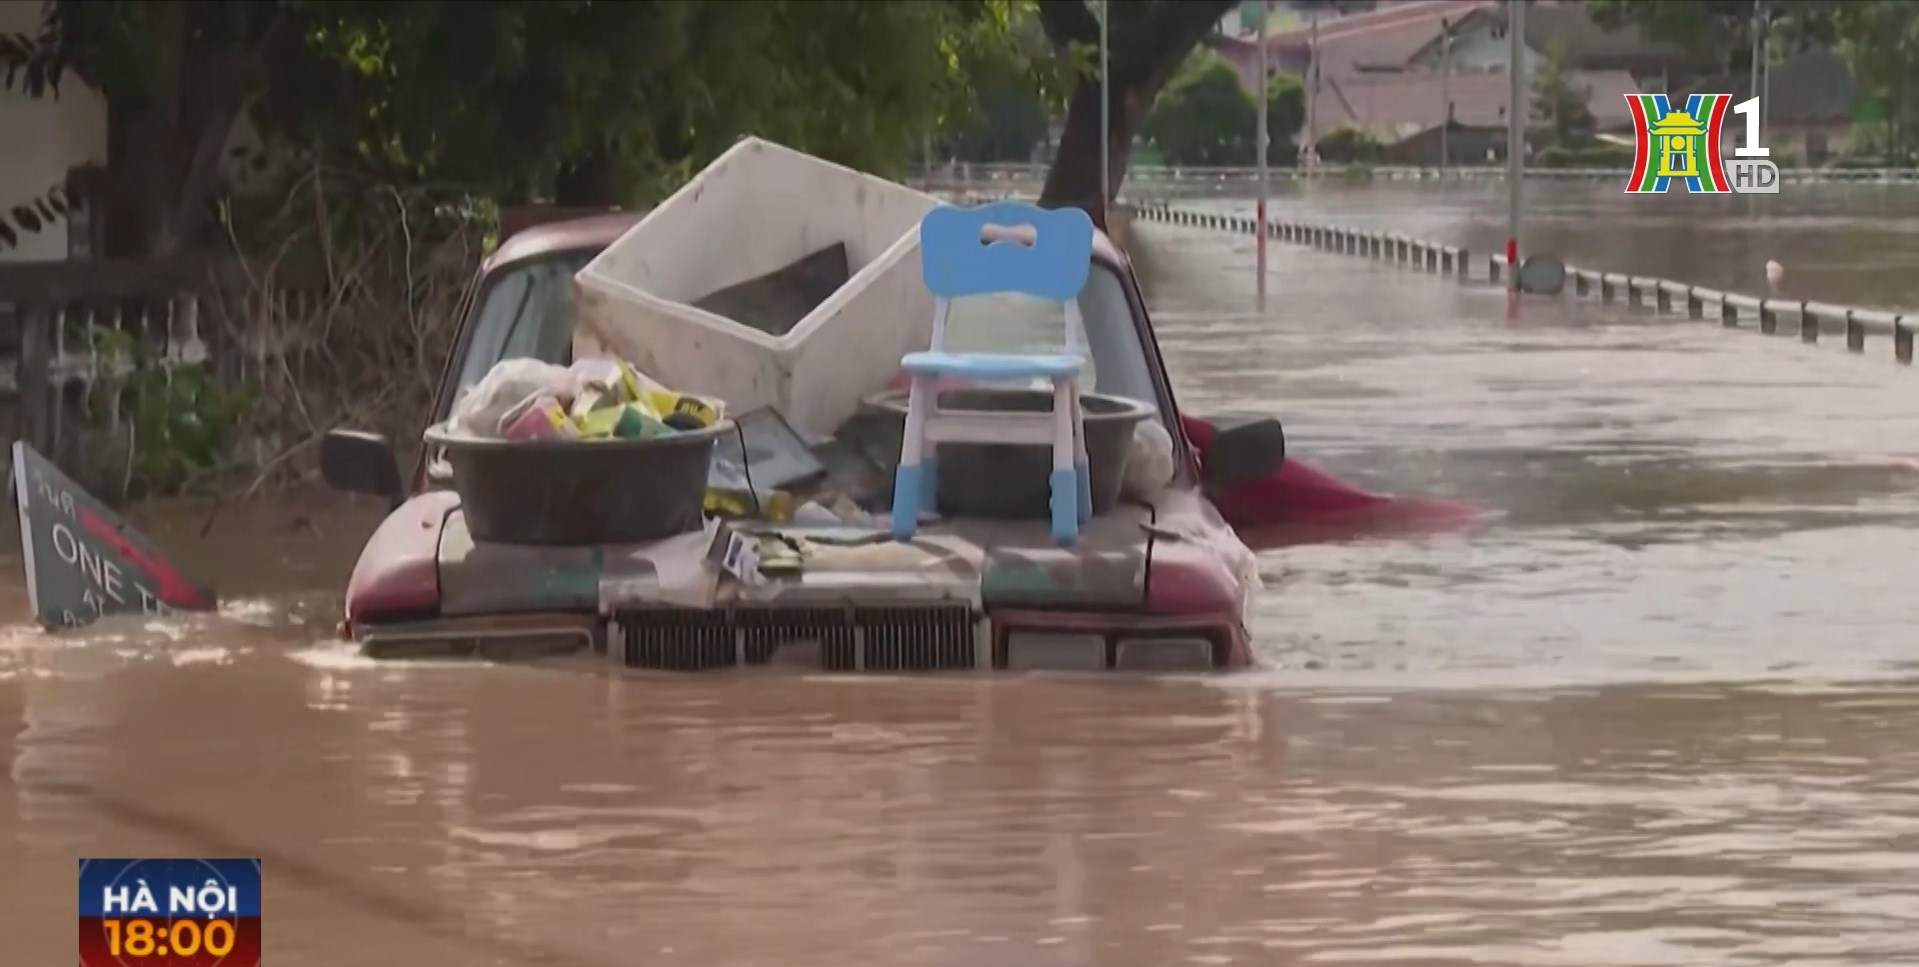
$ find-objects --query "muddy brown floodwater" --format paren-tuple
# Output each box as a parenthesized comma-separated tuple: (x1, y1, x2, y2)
(6, 197, 1919, 966)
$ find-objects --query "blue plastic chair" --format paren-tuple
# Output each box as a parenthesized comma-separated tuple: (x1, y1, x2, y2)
(892, 201, 1095, 546)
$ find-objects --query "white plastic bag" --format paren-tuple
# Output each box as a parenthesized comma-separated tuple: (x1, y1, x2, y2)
(449, 359, 577, 437)
(1121, 419, 1176, 502)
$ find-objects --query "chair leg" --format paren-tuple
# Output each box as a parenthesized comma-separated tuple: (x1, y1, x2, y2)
(922, 445, 940, 510)
(1071, 386, 1091, 524)
(1048, 378, 1079, 546)
(893, 375, 934, 542)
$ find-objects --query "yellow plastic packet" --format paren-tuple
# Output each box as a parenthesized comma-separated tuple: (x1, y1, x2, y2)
(641, 388, 725, 428)
(576, 403, 674, 440)
(614, 360, 649, 405)
(703, 487, 791, 522)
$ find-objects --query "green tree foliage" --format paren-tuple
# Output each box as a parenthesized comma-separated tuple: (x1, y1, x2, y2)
(940, 5, 1072, 163)
(1142, 53, 1257, 166)
(1264, 71, 1307, 162)
(3, 0, 1032, 255)
(1584, 0, 1839, 75)
(1315, 124, 1383, 164)
(280, 0, 1005, 204)
(1585, 0, 1919, 162)
(1832, 0, 1919, 164)
(1140, 51, 1304, 166)
(946, 83, 1053, 163)
(1531, 37, 1593, 149)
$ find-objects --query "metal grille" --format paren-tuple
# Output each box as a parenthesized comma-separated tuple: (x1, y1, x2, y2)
(616, 606, 978, 672)
(620, 610, 735, 671)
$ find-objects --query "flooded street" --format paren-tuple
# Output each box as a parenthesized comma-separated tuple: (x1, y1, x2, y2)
(6, 189, 1919, 965)
(1170, 178, 1919, 310)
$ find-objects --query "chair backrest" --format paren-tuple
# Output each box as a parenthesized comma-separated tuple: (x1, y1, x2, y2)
(919, 202, 1094, 303)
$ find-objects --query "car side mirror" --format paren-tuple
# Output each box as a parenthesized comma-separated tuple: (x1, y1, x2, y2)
(321, 429, 403, 504)
(1198, 414, 1286, 491)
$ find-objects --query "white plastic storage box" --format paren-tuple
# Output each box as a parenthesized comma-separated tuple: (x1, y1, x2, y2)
(573, 137, 941, 437)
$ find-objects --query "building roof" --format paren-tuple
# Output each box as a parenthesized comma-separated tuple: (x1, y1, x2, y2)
(1219, 1, 1425, 43)
(1401, 1, 1691, 74)
(1683, 47, 1855, 124)
(1308, 67, 1641, 142)
(1217, 1, 1499, 71)
(1520, 3, 1690, 70)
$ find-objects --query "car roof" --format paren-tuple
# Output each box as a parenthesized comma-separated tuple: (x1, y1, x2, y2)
(483, 211, 644, 271)
(482, 207, 1131, 272)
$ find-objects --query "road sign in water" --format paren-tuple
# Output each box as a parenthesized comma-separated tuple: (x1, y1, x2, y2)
(11, 441, 217, 629)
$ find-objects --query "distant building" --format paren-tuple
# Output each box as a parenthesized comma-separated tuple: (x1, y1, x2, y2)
(1685, 48, 1858, 166)
(1214, 0, 1495, 90)
(1208, 0, 1685, 163)
(1405, 3, 1694, 88)
(1313, 68, 1641, 165)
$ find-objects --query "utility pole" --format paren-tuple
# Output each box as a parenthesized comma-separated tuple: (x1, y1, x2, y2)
(1440, 16, 1452, 171)
(1301, 12, 1319, 171)
(1256, 0, 1268, 310)
(1760, 6, 1771, 134)
(1505, 0, 1525, 290)
(1749, 0, 1762, 107)
(1099, 0, 1110, 226)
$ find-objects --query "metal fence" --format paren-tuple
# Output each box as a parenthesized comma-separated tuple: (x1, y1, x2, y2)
(1124, 201, 1916, 366)
(0, 256, 325, 486)
(912, 161, 1919, 190)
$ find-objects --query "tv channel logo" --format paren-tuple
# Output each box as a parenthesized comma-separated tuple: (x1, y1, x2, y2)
(79, 858, 261, 967)
(1624, 93, 1779, 194)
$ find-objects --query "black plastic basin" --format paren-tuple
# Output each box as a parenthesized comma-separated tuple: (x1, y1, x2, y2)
(861, 387, 1155, 520)
(424, 422, 732, 545)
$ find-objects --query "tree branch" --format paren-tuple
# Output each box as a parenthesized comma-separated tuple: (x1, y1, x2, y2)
(0, 0, 66, 96)
(1036, 0, 1099, 49)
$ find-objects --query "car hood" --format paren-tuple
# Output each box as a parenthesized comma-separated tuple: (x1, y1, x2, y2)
(432, 504, 1155, 617)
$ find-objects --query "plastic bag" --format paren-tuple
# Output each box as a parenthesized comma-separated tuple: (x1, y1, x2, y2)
(1121, 419, 1176, 501)
(450, 359, 577, 437)
(568, 357, 726, 429)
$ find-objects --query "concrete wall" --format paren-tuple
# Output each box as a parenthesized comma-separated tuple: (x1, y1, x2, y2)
(0, 0, 107, 263)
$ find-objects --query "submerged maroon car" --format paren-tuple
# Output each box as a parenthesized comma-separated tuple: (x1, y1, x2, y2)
(319, 211, 1289, 672)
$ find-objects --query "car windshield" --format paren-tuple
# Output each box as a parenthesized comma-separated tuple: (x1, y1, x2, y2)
(938, 264, 1159, 412)
(445, 251, 597, 416)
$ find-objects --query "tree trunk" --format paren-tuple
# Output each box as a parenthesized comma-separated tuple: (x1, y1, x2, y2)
(1032, 0, 1236, 229)
(101, 2, 185, 258)
(94, 2, 281, 258)
(1038, 80, 1145, 228)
